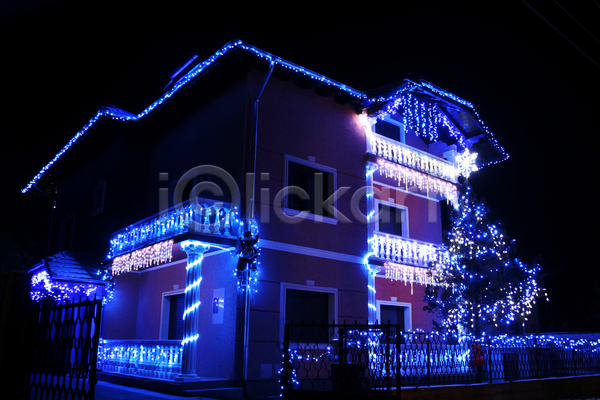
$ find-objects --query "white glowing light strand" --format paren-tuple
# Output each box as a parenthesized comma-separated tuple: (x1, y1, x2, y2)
(376, 160, 459, 204)
(368, 131, 458, 183)
(384, 262, 446, 287)
(21, 40, 365, 194)
(111, 240, 174, 276)
(371, 233, 450, 268)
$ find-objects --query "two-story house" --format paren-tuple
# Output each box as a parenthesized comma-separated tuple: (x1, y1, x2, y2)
(23, 40, 507, 397)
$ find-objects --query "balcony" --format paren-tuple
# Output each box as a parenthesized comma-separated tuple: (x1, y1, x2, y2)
(99, 340, 183, 380)
(108, 199, 239, 259)
(370, 232, 449, 270)
(368, 132, 457, 183)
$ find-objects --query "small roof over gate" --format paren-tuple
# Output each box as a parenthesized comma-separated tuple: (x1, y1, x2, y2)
(29, 251, 108, 285)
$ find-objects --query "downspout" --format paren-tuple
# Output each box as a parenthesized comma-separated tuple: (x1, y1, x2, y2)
(250, 61, 274, 219)
(243, 61, 274, 385)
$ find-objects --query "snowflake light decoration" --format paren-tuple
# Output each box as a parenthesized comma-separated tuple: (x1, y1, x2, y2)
(456, 149, 479, 178)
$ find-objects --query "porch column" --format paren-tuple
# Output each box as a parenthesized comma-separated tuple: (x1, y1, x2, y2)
(179, 240, 210, 378)
(365, 160, 380, 324)
(368, 265, 381, 323)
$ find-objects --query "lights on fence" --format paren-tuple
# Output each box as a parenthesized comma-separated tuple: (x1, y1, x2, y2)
(279, 327, 600, 397)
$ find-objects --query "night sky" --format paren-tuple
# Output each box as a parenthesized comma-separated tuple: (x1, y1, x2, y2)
(2, 1, 599, 332)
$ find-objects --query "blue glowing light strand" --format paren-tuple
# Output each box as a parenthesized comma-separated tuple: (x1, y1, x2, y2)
(22, 39, 507, 194)
(366, 81, 509, 165)
(30, 270, 100, 302)
(21, 40, 365, 194)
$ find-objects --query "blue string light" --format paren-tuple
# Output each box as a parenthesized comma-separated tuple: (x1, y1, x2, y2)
(22, 42, 508, 194)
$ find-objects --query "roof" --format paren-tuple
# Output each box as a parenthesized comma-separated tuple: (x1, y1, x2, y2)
(21, 40, 508, 193)
(364, 79, 509, 167)
(29, 251, 107, 284)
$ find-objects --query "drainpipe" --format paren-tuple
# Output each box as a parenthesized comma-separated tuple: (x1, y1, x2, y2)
(243, 61, 274, 384)
(249, 60, 274, 219)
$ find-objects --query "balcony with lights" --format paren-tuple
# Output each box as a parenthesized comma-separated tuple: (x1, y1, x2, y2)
(107, 198, 240, 263)
(368, 231, 449, 284)
(367, 131, 458, 184)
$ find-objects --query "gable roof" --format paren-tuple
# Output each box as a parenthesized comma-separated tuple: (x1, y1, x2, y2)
(364, 79, 509, 167)
(21, 40, 507, 193)
(29, 251, 107, 285)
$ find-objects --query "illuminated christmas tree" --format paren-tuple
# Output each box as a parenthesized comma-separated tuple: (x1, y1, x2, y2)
(424, 185, 546, 336)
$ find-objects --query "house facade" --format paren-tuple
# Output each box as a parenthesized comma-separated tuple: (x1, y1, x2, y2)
(23, 40, 507, 397)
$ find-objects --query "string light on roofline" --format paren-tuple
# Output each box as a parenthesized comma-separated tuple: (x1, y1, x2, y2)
(21, 42, 507, 194)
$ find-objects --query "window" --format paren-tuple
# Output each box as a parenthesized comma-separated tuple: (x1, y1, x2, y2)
(160, 291, 185, 340)
(377, 300, 411, 331)
(375, 201, 408, 237)
(92, 180, 106, 216)
(280, 283, 337, 344)
(59, 214, 76, 251)
(283, 155, 337, 221)
(374, 119, 404, 142)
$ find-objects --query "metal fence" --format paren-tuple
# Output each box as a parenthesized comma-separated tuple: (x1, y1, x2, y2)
(281, 322, 600, 395)
(26, 298, 103, 400)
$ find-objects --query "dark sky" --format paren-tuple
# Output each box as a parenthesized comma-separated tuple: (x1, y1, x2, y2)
(2, 1, 599, 331)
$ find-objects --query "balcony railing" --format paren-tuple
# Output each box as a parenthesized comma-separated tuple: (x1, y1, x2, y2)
(98, 340, 183, 380)
(108, 199, 239, 258)
(370, 232, 449, 269)
(368, 133, 457, 183)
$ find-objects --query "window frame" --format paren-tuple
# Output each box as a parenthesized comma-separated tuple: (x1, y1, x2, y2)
(374, 117, 406, 143)
(279, 282, 338, 347)
(159, 289, 185, 340)
(92, 180, 106, 216)
(59, 214, 76, 251)
(282, 155, 338, 224)
(374, 199, 409, 238)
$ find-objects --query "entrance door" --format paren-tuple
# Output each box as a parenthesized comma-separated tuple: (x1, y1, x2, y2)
(377, 301, 411, 331)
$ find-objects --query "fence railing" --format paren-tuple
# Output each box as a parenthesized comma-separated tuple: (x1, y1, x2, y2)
(27, 298, 103, 400)
(98, 339, 183, 380)
(281, 323, 600, 394)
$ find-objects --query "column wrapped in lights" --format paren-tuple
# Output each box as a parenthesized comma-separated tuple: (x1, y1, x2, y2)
(367, 265, 380, 323)
(179, 240, 210, 377)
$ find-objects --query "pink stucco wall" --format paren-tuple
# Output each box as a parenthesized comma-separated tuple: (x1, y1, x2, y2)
(375, 277, 440, 331)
